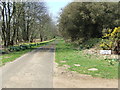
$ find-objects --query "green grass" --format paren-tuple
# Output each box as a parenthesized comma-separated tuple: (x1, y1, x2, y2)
(0, 49, 33, 66)
(0, 40, 54, 66)
(55, 39, 118, 79)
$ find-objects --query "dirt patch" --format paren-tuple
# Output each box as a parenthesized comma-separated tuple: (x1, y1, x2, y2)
(53, 63, 118, 88)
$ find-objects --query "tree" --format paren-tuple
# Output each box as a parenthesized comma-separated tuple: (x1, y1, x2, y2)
(58, 2, 119, 44)
(1, 2, 16, 46)
(0, 1, 56, 47)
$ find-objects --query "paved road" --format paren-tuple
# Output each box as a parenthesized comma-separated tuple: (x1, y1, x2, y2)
(0, 44, 55, 88)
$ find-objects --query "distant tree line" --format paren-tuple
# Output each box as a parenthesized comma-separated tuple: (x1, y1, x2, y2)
(58, 2, 120, 44)
(0, 1, 56, 47)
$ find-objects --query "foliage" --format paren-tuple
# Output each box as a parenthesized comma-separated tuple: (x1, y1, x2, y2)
(79, 38, 101, 49)
(58, 2, 119, 43)
(100, 27, 120, 51)
(0, 49, 9, 54)
(0, 2, 56, 47)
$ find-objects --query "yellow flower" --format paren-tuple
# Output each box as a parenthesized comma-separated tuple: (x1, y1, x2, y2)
(108, 29, 112, 32)
(116, 27, 120, 32)
(100, 43, 105, 47)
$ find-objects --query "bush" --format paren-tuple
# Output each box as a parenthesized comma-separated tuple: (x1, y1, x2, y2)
(0, 49, 9, 54)
(8, 46, 21, 52)
(100, 27, 120, 52)
(20, 45, 29, 50)
(79, 38, 101, 50)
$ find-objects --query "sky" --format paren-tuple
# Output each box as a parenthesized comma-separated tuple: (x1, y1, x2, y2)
(46, 0, 73, 23)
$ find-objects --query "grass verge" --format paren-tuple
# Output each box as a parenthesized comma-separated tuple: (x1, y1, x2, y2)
(0, 39, 54, 66)
(55, 39, 118, 79)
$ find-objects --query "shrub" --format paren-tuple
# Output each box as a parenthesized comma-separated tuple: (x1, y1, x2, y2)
(100, 27, 120, 52)
(79, 38, 101, 50)
(20, 45, 29, 50)
(0, 49, 9, 54)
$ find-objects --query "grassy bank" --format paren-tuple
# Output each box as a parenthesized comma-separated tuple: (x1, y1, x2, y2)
(55, 39, 118, 79)
(0, 39, 55, 66)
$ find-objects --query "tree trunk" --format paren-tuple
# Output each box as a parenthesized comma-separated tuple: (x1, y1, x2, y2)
(40, 34, 43, 42)
(2, 2, 7, 47)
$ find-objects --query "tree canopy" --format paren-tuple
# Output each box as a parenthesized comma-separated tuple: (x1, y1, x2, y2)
(58, 2, 120, 44)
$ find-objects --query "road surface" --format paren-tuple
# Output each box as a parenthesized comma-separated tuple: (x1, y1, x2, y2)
(1, 44, 55, 88)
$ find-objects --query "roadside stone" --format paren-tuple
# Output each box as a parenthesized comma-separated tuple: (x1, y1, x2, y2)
(60, 61, 66, 63)
(88, 68, 98, 71)
(74, 64, 81, 67)
(63, 65, 71, 68)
